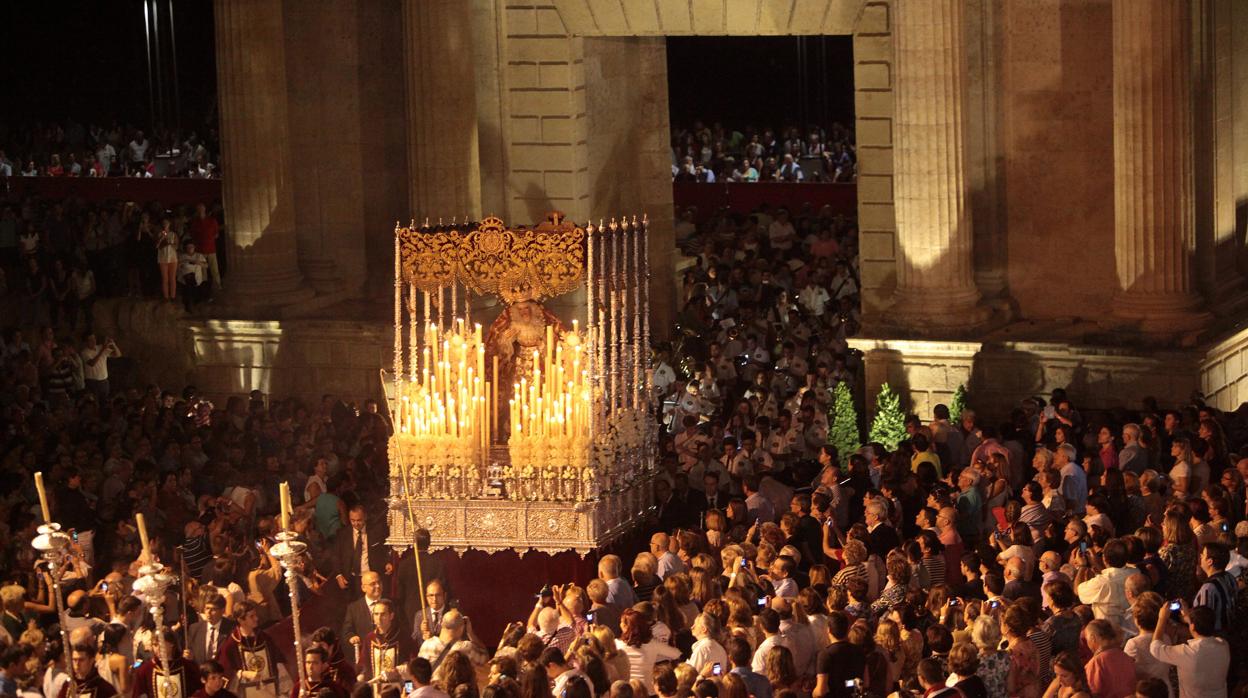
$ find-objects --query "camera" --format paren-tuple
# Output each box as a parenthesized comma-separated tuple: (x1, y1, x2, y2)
(1168, 600, 1182, 612)
(756, 596, 767, 608)
(404, 681, 414, 694)
(989, 600, 1001, 610)
(712, 663, 722, 676)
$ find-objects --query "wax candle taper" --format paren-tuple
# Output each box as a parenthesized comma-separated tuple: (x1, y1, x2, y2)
(136, 512, 150, 556)
(34, 471, 51, 524)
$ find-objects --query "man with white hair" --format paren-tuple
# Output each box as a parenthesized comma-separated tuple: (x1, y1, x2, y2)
(1119, 424, 1146, 474)
(650, 533, 684, 580)
(417, 609, 487, 669)
(531, 606, 574, 653)
(598, 555, 637, 609)
(955, 470, 983, 543)
(1056, 443, 1087, 514)
(864, 499, 899, 558)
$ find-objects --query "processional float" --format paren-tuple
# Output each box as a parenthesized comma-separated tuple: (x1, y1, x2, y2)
(384, 212, 658, 555)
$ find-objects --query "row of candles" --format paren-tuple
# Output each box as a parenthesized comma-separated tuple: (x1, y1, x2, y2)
(392, 321, 494, 463)
(510, 323, 592, 440)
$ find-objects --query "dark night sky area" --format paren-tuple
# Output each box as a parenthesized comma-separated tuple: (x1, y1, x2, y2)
(666, 36, 855, 133)
(0, 1, 217, 131)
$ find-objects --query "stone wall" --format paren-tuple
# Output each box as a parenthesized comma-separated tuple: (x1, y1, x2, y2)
(850, 337, 1200, 423)
(1201, 325, 1248, 412)
(998, 0, 1116, 320)
(186, 319, 390, 403)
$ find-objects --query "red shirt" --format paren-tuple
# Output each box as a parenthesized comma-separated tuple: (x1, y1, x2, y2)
(191, 216, 220, 253)
(1085, 648, 1135, 698)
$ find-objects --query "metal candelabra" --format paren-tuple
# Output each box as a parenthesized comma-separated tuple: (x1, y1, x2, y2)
(132, 559, 178, 697)
(269, 530, 309, 692)
(30, 523, 72, 653)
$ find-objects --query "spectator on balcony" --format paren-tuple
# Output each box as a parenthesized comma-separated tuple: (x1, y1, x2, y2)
(776, 154, 804, 183)
(178, 240, 210, 312)
(156, 216, 179, 302)
(127, 130, 150, 174)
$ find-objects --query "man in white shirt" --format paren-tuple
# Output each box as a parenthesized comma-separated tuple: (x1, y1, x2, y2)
(179, 241, 209, 310)
(674, 417, 710, 472)
(751, 609, 791, 673)
(686, 613, 728, 674)
(798, 280, 830, 318)
(744, 476, 776, 525)
(1150, 603, 1230, 698)
(80, 333, 120, 401)
(1076, 539, 1139, 639)
(128, 131, 150, 171)
(406, 658, 449, 698)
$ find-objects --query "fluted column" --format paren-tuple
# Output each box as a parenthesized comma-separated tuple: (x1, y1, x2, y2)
(1111, 0, 1208, 331)
(404, 0, 482, 220)
(890, 0, 986, 329)
(214, 0, 312, 308)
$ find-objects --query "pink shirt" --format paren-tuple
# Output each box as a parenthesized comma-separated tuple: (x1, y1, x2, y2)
(1085, 648, 1135, 698)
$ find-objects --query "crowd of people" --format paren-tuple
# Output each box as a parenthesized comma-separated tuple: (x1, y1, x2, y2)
(0, 121, 218, 179)
(0, 195, 225, 323)
(2, 186, 1248, 698)
(671, 123, 856, 184)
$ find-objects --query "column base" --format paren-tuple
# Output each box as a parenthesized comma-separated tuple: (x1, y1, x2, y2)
(1110, 291, 1211, 333)
(218, 268, 316, 315)
(880, 285, 994, 336)
(300, 256, 345, 294)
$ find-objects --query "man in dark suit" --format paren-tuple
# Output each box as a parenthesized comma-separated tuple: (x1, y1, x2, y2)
(393, 529, 447, 628)
(701, 471, 730, 513)
(330, 505, 390, 599)
(865, 499, 900, 559)
(412, 579, 453, 642)
(340, 571, 384, 647)
(674, 473, 707, 522)
(186, 593, 236, 666)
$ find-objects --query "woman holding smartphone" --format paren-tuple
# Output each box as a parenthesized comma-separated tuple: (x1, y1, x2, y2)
(155, 216, 178, 301)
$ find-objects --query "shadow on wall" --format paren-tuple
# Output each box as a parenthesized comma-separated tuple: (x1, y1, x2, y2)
(93, 299, 199, 393)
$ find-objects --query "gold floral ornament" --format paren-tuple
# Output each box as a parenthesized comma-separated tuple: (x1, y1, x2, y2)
(398, 213, 584, 302)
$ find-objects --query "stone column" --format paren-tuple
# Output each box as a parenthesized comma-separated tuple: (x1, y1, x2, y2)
(889, 0, 986, 329)
(1110, 0, 1208, 331)
(213, 0, 312, 309)
(404, 0, 482, 220)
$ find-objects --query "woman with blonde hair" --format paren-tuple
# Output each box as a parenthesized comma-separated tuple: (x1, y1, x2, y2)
(588, 625, 630, 683)
(797, 588, 829, 651)
(762, 645, 798, 694)
(717, 673, 749, 698)
(703, 509, 728, 550)
(1159, 508, 1198, 601)
(688, 568, 721, 609)
(665, 573, 700, 627)
(874, 618, 904, 691)
(1169, 436, 1196, 498)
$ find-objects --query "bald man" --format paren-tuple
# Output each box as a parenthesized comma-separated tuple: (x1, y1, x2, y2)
(650, 533, 684, 580)
(63, 590, 104, 637)
(341, 571, 383, 646)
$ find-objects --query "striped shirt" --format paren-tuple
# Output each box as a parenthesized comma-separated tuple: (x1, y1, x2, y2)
(921, 556, 947, 589)
(831, 563, 867, 590)
(1028, 626, 1054, 686)
(1194, 571, 1237, 633)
